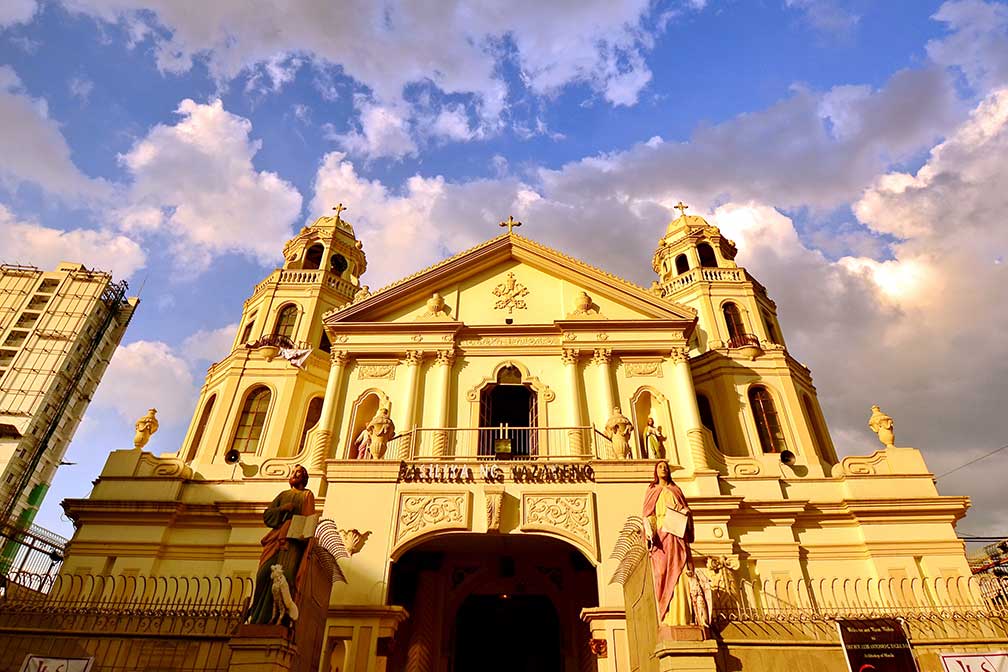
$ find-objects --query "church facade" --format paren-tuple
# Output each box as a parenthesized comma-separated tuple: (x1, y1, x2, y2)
(59, 208, 984, 671)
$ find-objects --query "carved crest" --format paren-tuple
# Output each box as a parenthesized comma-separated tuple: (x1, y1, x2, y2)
(492, 272, 529, 314)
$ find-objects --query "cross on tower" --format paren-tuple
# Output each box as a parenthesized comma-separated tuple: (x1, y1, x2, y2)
(332, 203, 347, 221)
(499, 215, 522, 234)
(674, 201, 689, 218)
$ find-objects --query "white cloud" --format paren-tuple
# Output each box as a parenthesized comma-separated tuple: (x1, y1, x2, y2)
(60, 0, 665, 142)
(116, 98, 303, 270)
(0, 0, 37, 26)
(68, 76, 94, 103)
(331, 99, 418, 160)
(182, 322, 238, 363)
(428, 104, 478, 143)
(928, 0, 1008, 91)
(784, 0, 860, 34)
(92, 340, 200, 431)
(0, 204, 146, 278)
(0, 65, 109, 201)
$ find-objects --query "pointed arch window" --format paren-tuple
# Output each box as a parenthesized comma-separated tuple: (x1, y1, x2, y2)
(273, 305, 298, 341)
(185, 394, 216, 461)
(675, 254, 689, 275)
(697, 243, 717, 268)
(749, 386, 786, 453)
(230, 386, 271, 454)
(723, 302, 746, 342)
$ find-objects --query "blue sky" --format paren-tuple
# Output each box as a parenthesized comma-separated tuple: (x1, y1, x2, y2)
(1, 0, 1007, 542)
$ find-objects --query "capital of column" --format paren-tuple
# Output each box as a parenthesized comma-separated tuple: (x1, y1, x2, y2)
(435, 348, 456, 367)
(561, 348, 580, 366)
(404, 349, 424, 366)
(592, 348, 612, 366)
(331, 349, 350, 366)
(668, 346, 689, 364)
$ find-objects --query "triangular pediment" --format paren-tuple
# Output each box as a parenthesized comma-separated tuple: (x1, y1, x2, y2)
(325, 235, 696, 327)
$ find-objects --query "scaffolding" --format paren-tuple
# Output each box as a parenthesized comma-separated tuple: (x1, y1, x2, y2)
(0, 269, 131, 536)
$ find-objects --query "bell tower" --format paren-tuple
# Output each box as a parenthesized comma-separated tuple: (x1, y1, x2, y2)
(177, 206, 367, 473)
(653, 203, 838, 474)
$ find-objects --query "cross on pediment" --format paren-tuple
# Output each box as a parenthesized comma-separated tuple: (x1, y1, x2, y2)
(499, 215, 522, 234)
(674, 201, 689, 218)
(333, 203, 347, 221)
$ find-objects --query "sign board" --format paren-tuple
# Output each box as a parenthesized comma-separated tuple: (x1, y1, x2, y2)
(19, 656, 94, 672)
(941, 653, 1008, 672)
(837, 619, 918, 672)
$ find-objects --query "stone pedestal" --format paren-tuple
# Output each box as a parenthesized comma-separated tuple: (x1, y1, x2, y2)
(655, 639, 718, 672)
(228, 624, 298, 672)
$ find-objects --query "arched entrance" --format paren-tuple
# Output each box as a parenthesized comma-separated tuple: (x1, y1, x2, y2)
(385, 534, 598, 672)
(455, 594, 560, 671)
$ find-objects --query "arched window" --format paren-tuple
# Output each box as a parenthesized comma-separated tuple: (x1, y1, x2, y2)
(304, 244, 324, 270)
(697, 243, 717, 268)
(185, 394, 216, 461)
(696, 394, 720, 451)
(762, 310, 780, 345)
(723, 302, 746, 342)
(675, 254, 689, 275)
(273, 305, 298, 340)
(230, 387, 271, 454)
(297, 397, 324, 454)
(749, 386, 786, 453)
(330, 254, 348, 275)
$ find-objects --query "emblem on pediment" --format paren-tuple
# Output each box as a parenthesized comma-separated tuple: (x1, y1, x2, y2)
(492, 272, 529, 314)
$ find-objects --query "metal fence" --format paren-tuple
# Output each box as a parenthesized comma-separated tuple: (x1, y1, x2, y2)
(0, 572, 253, 672)
(0, 522, 66, 580)
(392, 426, 600, 459)
(715, 574, 1008, 623)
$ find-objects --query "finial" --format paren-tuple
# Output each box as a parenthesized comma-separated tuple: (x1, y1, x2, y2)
(499, 215, 522, 235)
(674, 201, 689, 218)
(332, 203, 347, 221)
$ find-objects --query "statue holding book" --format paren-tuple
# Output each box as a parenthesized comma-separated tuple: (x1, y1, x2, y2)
(247, 464, 320, 625)
(642, 460, 695, 627)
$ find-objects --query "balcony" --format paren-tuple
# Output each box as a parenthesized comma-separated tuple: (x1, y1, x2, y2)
(664, 266, 745, 293)
(386, 426, 615, 461)
(726, 333, 762, 360)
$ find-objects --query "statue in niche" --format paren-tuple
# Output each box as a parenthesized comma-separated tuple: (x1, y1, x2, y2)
(363, 407, 395, 459)
(868, 404, 895, 448)
(133, 408, 159, 449)
(604, 407, 633, 459)
(418, 292, 451, 319)
(643, 460, 696, 628)
(644, 417, 666, 459)
(247, 464, 317, 624)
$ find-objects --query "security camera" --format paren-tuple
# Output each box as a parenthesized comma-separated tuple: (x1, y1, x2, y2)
(780, 450, 796, 466)
(224, 449, 241, 464)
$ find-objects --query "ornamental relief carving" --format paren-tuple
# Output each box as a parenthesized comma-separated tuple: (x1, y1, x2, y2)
(459, 335, 558, 347)
(622, 357, 663, 378)
(357, 360, 398, 380)
(394, 491, 471, 547)
(520, 492, 597, 560)
(492, 272, 530, 314)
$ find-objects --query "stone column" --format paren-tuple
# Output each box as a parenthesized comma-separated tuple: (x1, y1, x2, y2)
(593, 348, 615, 421)
(311, 350, 349, 470)
(562, 348, 586, 456)
(669, 347, 709, 471)
(431, 348, 455, 458)
(398, 350, 423, 460)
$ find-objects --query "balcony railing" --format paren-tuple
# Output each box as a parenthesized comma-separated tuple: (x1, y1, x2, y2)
(726, 333, 760, 350)
(388, 426, 607, 460)
(664, 266, 746, 293)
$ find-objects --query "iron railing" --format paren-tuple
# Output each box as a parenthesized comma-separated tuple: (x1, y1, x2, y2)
(715, 575, 1008, 623)
(0, 522, 65, 579)
(388, 426, 601, 460)
(727, 333, 761, 350)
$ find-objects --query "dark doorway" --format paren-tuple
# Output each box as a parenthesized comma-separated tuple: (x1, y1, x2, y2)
(479, 380, 537, 457)
(454, 594, 561, 672)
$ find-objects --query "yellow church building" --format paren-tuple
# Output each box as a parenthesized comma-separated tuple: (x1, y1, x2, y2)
(53, 207, 1000, 671)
